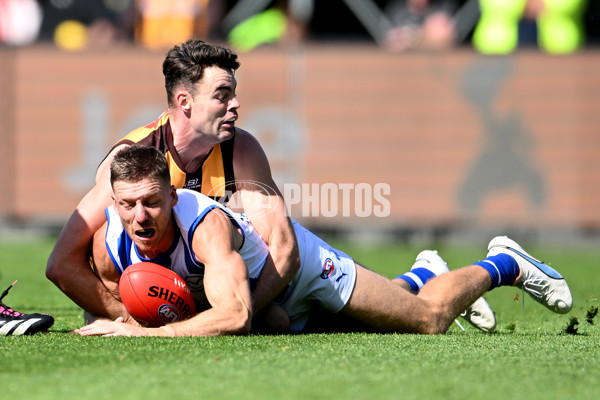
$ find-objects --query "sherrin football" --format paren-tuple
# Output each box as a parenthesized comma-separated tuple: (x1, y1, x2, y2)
(119, 262, 196, 327)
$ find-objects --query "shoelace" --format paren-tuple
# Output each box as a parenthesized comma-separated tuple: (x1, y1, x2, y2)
(454, 319, 465, 331)
(0, 280, 24, 317)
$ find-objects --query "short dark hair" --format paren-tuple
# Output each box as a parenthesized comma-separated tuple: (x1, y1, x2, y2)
(163, 40, 241, 107)
(110, 145, 171, 188)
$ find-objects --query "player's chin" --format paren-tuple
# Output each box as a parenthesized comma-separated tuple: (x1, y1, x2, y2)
(219, 125, 235, 138)
(134, 241, 156, 256)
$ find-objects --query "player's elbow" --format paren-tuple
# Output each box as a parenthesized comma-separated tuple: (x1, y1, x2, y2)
(45, 253, 64, 285)
(230, 307, 252, 335)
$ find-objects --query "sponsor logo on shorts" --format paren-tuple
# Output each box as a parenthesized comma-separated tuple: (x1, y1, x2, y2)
(158, 304, 182, 323)
(320, 258, 335, 279)
(336, 272, 348, 283)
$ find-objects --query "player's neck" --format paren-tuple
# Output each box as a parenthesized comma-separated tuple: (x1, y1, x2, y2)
(176, 137, 215, 172)
(169, 115, 215, 172)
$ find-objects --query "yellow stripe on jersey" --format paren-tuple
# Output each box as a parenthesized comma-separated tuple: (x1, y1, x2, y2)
(118, 111, 170, 145)
(202, 144, 226, 197)
(165, 151, 187, 188)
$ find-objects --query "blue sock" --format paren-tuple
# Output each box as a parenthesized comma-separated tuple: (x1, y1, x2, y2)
(395, 268, 436, 293)
(473, 253, 520, 289)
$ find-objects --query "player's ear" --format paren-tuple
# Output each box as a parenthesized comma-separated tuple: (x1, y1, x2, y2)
(170, 185, 178, 208)
(175, 89, 191, 112)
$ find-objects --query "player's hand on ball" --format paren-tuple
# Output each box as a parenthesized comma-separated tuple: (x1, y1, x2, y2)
(74, 317, 149, 337)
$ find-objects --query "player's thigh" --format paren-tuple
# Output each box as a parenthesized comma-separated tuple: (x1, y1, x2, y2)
(341, 263, 429, 331)
(303, 306, 376, 333)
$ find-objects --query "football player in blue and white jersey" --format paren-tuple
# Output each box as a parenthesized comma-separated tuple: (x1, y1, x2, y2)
(75, 146, 572, 337)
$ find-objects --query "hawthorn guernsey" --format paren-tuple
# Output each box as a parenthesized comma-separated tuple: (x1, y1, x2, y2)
(119, 262, 196, 327)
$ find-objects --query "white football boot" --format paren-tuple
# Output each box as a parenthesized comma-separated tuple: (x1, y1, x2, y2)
(487, 236, 573, 314)
(409, 250, 451, 283)
(411, 250, 496, 332)
(459, 297, 496, 333)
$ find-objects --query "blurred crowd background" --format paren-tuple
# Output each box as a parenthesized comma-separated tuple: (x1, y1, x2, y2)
(0, 0, 598, 54)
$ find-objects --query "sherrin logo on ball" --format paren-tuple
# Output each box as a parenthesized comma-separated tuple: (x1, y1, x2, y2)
(119, 262, 196, 327)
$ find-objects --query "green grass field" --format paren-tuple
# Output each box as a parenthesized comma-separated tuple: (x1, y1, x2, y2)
(1, 236, 599, 400)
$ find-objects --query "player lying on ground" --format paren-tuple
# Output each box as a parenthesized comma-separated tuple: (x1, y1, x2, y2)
(74, 146, 572, 337)
(46, 40, 300, 331)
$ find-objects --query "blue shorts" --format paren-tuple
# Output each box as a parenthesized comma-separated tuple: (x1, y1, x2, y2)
(278, 221, 357, 333)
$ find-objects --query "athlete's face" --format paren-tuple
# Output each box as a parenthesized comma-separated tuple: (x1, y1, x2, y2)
(189, 66, 240, 143)
(112, 177, 178, 259)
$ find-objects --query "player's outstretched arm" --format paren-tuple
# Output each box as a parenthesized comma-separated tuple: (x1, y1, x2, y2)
(163, 208, 252, 336)
(75, 208, 253, 337)
(85, 221, 136, 324)
(46, 145, 131, 320)
(232, 129, 300, 314)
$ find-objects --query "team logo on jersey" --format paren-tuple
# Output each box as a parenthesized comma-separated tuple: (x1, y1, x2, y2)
(185, 178, 200, 189)
(320, 258, 335, 279)
(158, 304, 182, 324)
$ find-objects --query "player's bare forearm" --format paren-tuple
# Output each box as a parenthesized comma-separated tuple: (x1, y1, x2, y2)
(183, 210, 253, 336)
(76, 304, 251, 337)
(250, 219, 300, 313)
(154, 305, 251, 337)
(47, 246, 128, 320)
(46, 214, 123, 316)
(232, 129, 300, 312)
(47, 188, 129, 319)
(47, 147, 129, 320)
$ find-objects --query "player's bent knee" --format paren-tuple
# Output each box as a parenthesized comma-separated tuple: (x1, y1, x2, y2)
(418, 302, 449, 334)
